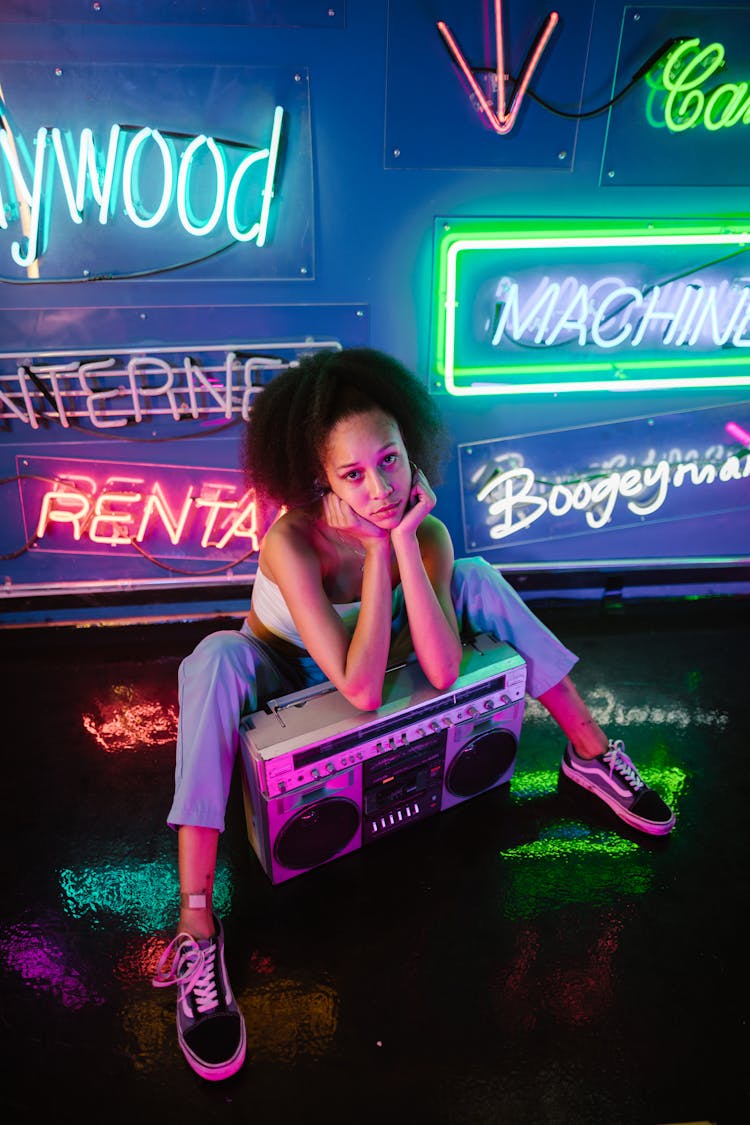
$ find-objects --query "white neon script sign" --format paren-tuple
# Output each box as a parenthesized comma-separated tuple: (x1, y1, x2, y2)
(0, 106, 284, 267)
(490, 275, 750, 351)
(474, 446, 750, 541)
(654, 39, 750, 133)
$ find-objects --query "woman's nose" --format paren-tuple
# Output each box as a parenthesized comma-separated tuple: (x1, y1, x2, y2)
(367, 469, 393, 497)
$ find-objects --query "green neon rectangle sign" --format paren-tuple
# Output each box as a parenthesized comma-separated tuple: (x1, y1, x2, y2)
(432, 217, 750, 395)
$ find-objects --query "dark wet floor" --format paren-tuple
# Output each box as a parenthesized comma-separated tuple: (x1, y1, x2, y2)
(2, 595, 747, 1124)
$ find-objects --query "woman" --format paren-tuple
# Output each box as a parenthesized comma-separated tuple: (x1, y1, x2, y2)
(154, 347, 675, 1081)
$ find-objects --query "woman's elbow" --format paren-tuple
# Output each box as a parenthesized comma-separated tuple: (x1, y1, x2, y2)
(426, 654, 461, 692)
(345, 684, 383, 712)
(429, 668, 459, 692)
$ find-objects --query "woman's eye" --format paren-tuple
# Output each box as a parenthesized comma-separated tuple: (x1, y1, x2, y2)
(382, 453, 398, 467)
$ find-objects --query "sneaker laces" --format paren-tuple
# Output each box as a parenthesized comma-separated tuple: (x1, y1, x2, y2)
(152, 932, 206, 997)
(189, 941, 220, 1015)
(602, 739, 645, 793)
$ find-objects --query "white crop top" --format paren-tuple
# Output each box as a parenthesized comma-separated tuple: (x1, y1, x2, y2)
(251, 566, 362, 648)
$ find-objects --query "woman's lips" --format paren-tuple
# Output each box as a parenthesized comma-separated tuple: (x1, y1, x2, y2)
(373, 500, 401, 517)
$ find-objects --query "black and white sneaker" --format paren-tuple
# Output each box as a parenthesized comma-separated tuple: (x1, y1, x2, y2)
(153, 916, 246, 1081)
(561, 739, 676, 836)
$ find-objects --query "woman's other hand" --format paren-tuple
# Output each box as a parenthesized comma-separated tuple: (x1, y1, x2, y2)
(391, 465, 436, 544)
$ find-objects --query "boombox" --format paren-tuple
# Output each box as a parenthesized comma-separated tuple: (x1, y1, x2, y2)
(239, 632, 526, 884)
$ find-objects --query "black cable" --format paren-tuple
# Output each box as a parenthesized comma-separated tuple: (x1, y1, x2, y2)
(129, 538, 256, 575)
(0, 238, 239, 285)
(477, 37, 682, 121)
(117, 125, 263, 153)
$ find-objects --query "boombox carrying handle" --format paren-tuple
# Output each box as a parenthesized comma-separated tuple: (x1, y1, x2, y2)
(264, 679, 338, 716)
(264, 658, 412, 719)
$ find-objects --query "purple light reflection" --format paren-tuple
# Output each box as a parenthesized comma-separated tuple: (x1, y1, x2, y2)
(1, 917, 104, 1010)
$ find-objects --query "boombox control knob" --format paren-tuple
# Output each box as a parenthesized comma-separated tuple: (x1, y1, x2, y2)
(325, 762, 335, 773)
(467, 706, 479, 718)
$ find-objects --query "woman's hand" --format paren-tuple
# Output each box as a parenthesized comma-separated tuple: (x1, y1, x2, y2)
(322, 491, 389, 550)
(391, 465, 436, 545)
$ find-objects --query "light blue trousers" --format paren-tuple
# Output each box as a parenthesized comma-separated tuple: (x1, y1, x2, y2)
(168, 558, 577, 831)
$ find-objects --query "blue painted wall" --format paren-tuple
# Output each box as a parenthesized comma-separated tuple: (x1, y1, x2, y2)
(1, 1, 748, 623)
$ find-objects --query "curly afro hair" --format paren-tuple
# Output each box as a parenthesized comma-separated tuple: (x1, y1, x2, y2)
(242, 348, 450, 508)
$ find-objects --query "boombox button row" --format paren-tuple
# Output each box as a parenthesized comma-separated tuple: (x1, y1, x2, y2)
(372, 802, 419, 833)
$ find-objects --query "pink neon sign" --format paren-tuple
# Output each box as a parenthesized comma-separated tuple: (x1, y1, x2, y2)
(437, 1, 559, 134)
(17, 455, 277, 563)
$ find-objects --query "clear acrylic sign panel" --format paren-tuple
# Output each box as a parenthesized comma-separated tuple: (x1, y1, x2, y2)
(0, 62, 313, 282)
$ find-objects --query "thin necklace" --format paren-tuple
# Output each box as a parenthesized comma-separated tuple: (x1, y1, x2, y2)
(331, 529, 366, 571)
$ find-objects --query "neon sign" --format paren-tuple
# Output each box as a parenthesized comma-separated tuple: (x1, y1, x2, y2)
(0, 339, 340, 430)
(0, 61, 314, 280)
(649, 38, 750, 133)
(0, 107, 284, 269)
(490, 275, 750, 351)
(436, 1, 559, 135)
(433, 218, 750, 396)
(458, 405, 750, 564)
(18, 456, 272, 562)
(474, 446, 750, 542)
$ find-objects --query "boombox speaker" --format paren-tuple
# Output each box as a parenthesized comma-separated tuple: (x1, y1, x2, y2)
(239, 632, 526, 884)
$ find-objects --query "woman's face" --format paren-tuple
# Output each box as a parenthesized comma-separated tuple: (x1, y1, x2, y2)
(321, 408, 413, 527)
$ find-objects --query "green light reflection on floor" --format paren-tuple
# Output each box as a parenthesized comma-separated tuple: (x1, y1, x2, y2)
(58, 861, 233, 934)
(510, 764, 687, 809)
(497, 762, 687, 917)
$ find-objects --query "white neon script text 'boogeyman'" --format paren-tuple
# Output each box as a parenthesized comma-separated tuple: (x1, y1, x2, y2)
(0, 106, 284, 268)
(476, 450, 750, 541)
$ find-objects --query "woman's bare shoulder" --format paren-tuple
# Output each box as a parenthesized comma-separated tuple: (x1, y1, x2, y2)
(417, 513, 453, 550)
(261, 505, 325, 575)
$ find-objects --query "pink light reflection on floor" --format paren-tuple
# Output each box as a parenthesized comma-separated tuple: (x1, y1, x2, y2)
(82, 683, 178, 752)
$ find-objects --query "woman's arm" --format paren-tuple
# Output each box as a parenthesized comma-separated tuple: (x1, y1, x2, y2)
(261, 512, 394, 710)
(391, 471, 462, 690)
